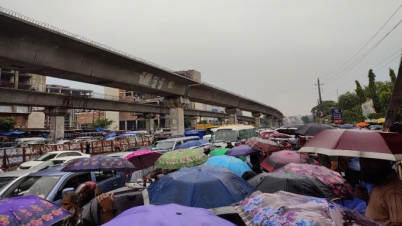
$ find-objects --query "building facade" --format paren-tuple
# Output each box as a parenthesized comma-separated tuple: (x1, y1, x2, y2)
(0, 69, 46, 129)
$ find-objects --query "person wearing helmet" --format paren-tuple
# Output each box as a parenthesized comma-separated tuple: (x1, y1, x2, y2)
(75, 181, 97, 207)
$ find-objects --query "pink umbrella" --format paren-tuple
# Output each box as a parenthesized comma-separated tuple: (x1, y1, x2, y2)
(299, 129, 402, 161)
(260, 150, 318, 172)
(124, 149, 162, 172)
(259, 130, 279, 139)
(270, 133, 292, 139)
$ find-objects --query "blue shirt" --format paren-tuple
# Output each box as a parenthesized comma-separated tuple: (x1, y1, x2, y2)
(348, 157, 360, 171)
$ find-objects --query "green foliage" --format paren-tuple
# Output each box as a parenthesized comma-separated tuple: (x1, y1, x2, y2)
(355, 80, 366, 104)
(367, 69, 379, 112)
(92, 118, 114, 129)
(310, 100, 337, 118)
(260, 116, 268, 127)
(389, 68, 397, 85)
(301, 115, 312, 124)
(367, 113, 382, 120)
(338, 92, 359, 111)
(184, 116, 191, 128)
(0, 117, 16, 131)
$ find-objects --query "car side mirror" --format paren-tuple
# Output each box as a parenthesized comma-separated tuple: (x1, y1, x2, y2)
(62, 187, 74, 195)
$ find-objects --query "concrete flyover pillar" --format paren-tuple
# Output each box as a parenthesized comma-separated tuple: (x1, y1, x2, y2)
(252, 112, 261, 128)
(266, 116, 273, 128)
(145, 113, 155, 133)
(44, 108, 68, 141)
(163, 97, 190, 136)
(189, 116, 198, 129)
(225, 108, 239, 124)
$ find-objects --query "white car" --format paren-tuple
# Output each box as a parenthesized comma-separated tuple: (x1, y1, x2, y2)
(18, 151, 90, 170)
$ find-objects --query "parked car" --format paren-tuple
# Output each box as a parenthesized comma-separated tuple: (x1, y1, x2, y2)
(151, 136, 201, 153)
(18, 151, 90, 170)
(0, 166, 126, 207)
(107, 147, 145, 158)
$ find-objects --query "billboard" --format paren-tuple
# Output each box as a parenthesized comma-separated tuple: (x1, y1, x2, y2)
(361, 99, 376, 118)
(331, 108, 343, 124)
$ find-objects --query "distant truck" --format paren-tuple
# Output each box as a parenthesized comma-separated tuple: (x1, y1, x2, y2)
(154, 128, 171, 140)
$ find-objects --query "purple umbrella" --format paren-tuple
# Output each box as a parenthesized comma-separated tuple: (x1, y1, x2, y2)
(102, 203, 236, 226)
(0, 195, 71, 226)
(225, 145, 260, 156)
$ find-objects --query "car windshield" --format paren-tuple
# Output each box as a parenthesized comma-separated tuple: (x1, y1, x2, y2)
(214, 130, 238, 142)
(152, 141, 175, 150)
(35, 153, 58, 161)
(0, 177, 18, 191)
(33, 160, 65, 170)
(8, 176, 61, 198)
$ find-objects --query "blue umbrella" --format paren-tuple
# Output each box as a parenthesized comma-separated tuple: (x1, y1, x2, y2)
(0, 130, 25, 136)
(205, 155, 252, 177)
(104, 132, 117, 140)
(61, 156, 136, 172)
(175, 140, 208, 150)
(146, 165, 257, 209)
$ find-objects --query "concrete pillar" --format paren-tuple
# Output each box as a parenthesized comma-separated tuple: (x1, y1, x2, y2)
(14, 71, 19, 89)
(252, 112, 261, 128)
(50, 116, 65, 141)
(164, 114, 170, 128)
(225, 108, 239, 124)
(145, 113, 155, 133)
(273, 118, 279, 128)
(189, 116, 198, 129)
(44, 108, 68, 141)
(163, 97, 190, 136)
(266, 116, 273, 128)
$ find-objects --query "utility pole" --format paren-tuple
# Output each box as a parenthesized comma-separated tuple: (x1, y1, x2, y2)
(315, 78, 323, 123)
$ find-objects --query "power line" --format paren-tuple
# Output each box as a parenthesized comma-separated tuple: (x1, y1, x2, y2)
(322, 17, 402, 84)
(320, 3, 402, 79)
(322, 52, 401, 99)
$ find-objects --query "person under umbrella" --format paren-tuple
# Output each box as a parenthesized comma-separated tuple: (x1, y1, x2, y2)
(61, 191, 81, 226)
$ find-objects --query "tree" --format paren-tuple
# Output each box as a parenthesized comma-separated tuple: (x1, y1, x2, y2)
(310, 100, 337, 118)
(355, 80, 366, 104)
(260, 116, 268, 127)
(389, 68, 397, 85)
(301, 115, 312, 124)
(0, 117, 16, 131)
(92, 118, 114, 129)
(367, 69, 379, 112)
(338, 92, 359, 111)
(184, 116, 191, 128)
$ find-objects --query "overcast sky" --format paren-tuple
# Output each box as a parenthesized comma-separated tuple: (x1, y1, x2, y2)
(1, 0, 402, 116)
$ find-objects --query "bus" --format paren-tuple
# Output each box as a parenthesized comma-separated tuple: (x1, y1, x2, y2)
(211, 125, 257, 145)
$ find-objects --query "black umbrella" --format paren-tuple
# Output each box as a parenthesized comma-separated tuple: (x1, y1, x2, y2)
(390, 122, 402, 134)
(247, 172, 338, 200)
(295, 123, 334, 136)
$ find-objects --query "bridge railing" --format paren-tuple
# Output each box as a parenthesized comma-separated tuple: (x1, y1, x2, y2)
(0, 136, 154, 171)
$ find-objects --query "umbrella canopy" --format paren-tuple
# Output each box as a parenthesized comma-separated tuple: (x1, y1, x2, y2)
(0, 195, 71, 226)
(0, 130, 25, 136)
(61, 156, 136, 172)
(295, 123, 334, 136)
(225, 145, 260, 157)
(390, 122, 402, 133)
(175, 140, 208, 150)
(145, 165, 257, 209)
(102, 203, 235, 226)
(260, 150, 318, 172)
(154, 149, 208, 170)
(246, 137, 283, 152)
(209, 148, 229, 156)
(248, 172, 338, 200)
(124, 149, 162, 171)
(205, 155, 252, 177)
(271, 133, 292, 138)
(274, 163, 354, 199)
(356, 122, 370, 127)
(299, 129, 402, 161)
(233, 191, 380, 226)
(259, 130, 278, 139)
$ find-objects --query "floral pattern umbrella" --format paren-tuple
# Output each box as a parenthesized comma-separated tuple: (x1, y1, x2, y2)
(154, 149, 208, 170)
(61, 156, 136, 172)
(124, 149, 162, 172)
(0, 195, 71, 226)
(274, 163, 354, 199)
(233, 191, 380, 226)
(246, 137, 283, 153)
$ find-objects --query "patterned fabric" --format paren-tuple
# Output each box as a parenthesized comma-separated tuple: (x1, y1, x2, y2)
(61, 156, 136, 172)
(124, 149, 162, 171)
(154, 149, 208, 170)
(0, 195, 71, 226)
(246, 137, 283, 153)
(233, 191, 381, 226)
(274, 163, 354, 199)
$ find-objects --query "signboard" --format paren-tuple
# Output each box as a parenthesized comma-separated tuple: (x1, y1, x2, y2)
(361, 99, 376, 118)
(331, 108, 343, 124)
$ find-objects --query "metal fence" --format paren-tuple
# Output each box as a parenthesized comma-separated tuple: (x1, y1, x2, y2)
(0, 136, 154, 171)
